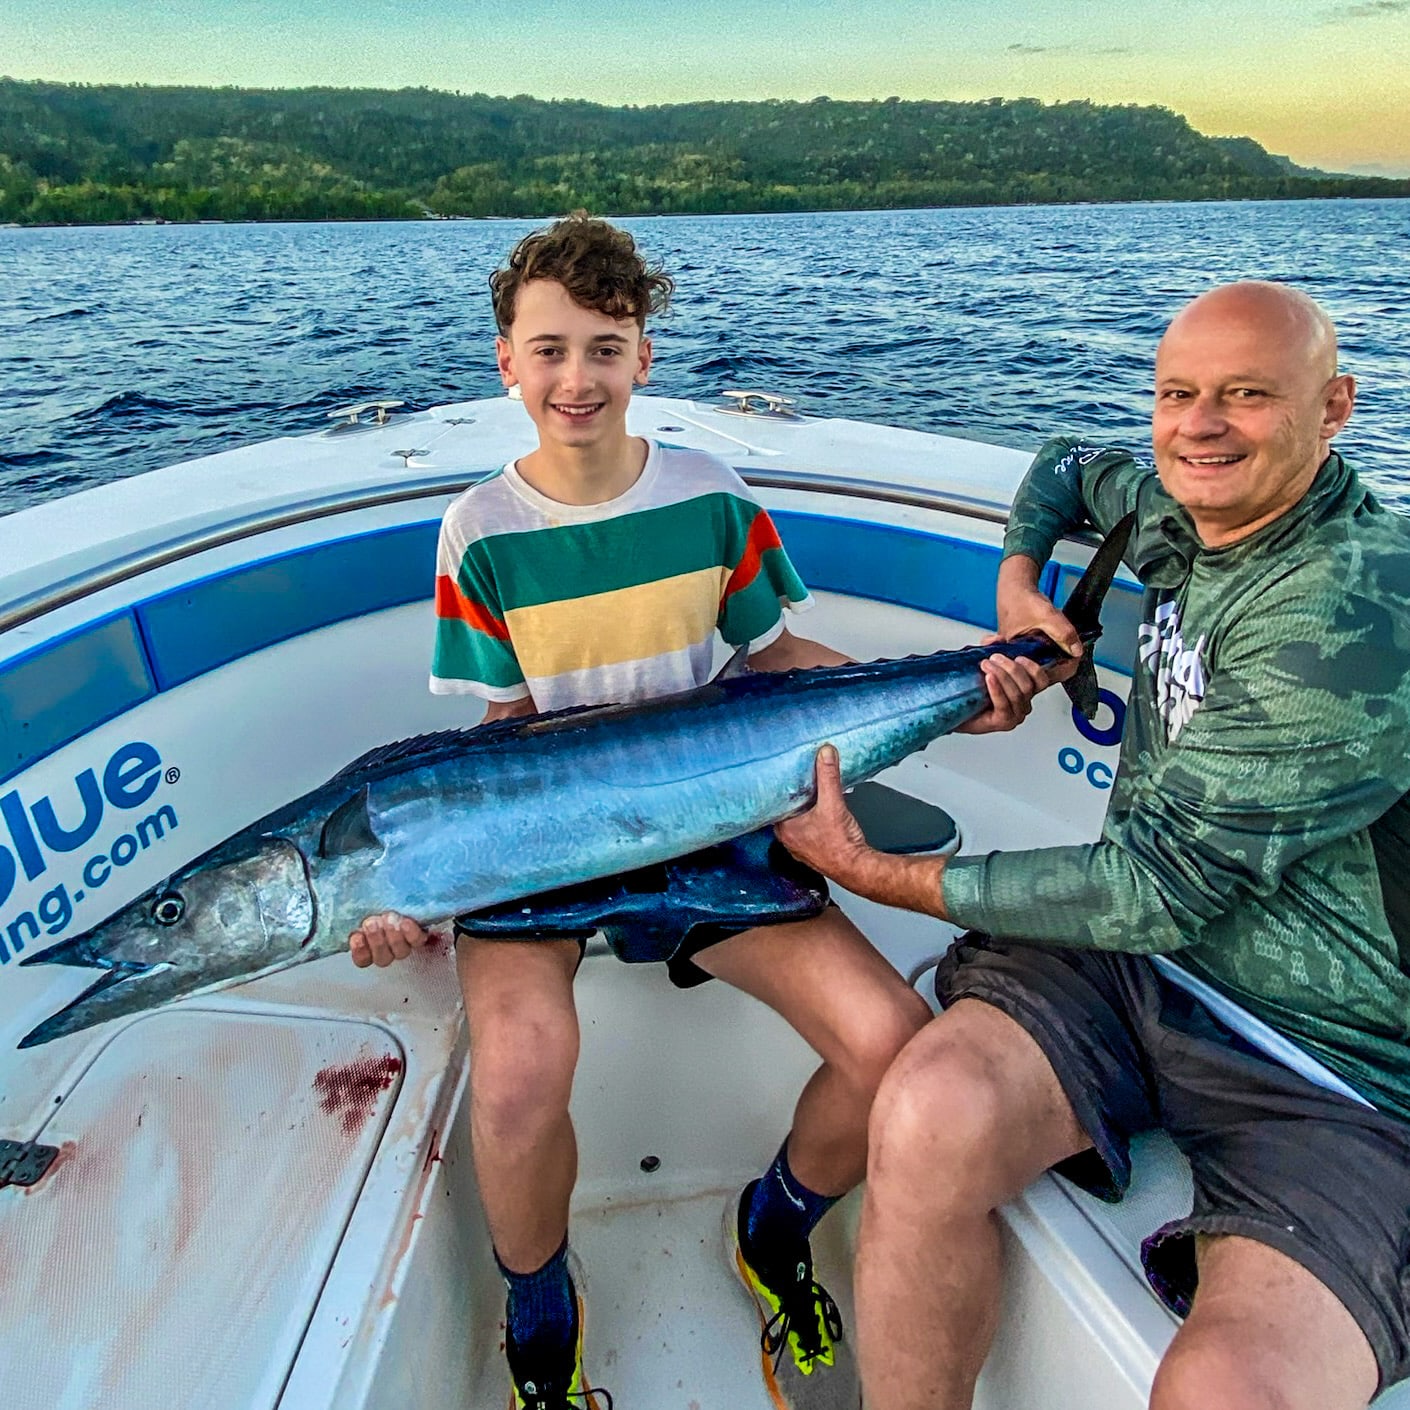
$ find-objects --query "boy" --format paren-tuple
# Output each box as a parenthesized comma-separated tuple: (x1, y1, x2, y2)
(351, 213, 933, 1410)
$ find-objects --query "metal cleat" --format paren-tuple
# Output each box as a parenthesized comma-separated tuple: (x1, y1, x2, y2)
(717, 389, 800, 419)
(325, 400, 407, 428)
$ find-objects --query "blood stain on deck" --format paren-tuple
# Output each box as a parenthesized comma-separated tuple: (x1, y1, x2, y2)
(313, 1054, 402, 1134)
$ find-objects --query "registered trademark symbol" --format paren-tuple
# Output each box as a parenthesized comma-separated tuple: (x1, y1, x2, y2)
(164, 768, 181, 785)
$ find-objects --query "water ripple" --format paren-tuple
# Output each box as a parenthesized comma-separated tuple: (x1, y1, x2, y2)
(1, 201, 1407, 517)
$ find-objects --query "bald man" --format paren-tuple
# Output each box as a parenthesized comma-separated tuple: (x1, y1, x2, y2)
(778, 282, 1410, 1410)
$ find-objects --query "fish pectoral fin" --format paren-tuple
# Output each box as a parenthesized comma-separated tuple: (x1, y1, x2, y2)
(711, 643, 753, 682)
(320, 785, 382, 858)
(458, 830, 830, 966)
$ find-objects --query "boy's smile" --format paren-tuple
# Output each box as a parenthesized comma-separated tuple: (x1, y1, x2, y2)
(497, 278, 652, 459)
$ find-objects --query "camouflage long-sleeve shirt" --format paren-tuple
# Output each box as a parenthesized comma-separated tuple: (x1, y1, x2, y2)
(942, 437, 1410, 1118)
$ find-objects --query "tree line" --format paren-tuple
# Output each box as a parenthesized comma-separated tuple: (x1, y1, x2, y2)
(1, 80, 1403, 225)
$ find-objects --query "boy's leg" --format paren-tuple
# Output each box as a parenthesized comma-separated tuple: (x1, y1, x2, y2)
(456, 935, 586, 1395)
(694, 907, 930, 1197)
(695, 908, 929, 1408)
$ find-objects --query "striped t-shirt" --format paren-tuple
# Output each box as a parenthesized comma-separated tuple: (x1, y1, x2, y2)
(430, 441, 814, 710)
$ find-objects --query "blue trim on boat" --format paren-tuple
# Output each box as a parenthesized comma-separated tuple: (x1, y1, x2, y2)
(0, 514, 1140, 784)
(0, 612, 155, 782)
(137, 522, 439, 691)
(773, 513, 1002, 630)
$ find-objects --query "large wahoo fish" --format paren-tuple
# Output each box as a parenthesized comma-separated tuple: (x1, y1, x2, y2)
(19, 516, 1133, 1048)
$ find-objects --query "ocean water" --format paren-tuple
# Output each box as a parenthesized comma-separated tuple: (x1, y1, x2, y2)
(1, 199, 1407, 517)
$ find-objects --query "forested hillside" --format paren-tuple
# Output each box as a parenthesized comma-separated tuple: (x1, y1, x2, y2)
(1, 80, 1402, 224)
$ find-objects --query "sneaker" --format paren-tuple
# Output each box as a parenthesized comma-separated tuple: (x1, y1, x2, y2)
(506, 1284, 612, 1410)
(724, 1187, 861, 1410)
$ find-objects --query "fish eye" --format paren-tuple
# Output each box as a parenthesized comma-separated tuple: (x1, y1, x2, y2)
(152, 893, 186, 926)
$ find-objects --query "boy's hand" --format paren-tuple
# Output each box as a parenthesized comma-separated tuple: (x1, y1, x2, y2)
(349, 912, 436, 968)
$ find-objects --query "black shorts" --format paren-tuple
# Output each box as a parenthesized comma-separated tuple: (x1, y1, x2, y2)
(453, 872, 834, 989)
(934, 934, 1410, 1393)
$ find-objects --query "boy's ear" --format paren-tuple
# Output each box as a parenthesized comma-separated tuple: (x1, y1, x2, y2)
(495, 335, 517, 388)
(635, 334, 653, 386)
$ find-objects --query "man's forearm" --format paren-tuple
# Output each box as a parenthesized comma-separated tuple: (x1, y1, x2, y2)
(800, 835, 952, 922)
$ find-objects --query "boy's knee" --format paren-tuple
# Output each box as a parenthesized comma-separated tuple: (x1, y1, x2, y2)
(836, 987, 931, 1091)
(469, 1008, 579, 1136)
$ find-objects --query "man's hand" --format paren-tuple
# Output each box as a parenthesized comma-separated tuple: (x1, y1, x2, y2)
(349, 912, 437, 968)
(995, 554, 1084, 661)
(955, 652, 1051, 735)
(776, 746, 950, 919)
(775, 744, 874, 888)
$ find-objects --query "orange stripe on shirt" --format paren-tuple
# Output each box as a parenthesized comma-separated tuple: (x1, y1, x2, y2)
(722, 512, 783, 601)
(435, 574, 511, 641)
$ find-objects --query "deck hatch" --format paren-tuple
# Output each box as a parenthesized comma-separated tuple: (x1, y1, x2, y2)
(0, 1009, 403, 1410)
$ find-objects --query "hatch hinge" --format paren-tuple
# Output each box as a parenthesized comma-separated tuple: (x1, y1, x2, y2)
(0, 1138, 60, 1189)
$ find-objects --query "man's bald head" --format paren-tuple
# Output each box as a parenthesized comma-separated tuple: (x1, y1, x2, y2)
(1160, 281, 1339, 386)
(1151, 281, 1355, 548)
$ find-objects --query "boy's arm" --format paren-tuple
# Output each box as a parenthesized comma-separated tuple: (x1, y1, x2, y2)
(747, 626, 851, 671)
(482, 696, 537, 723)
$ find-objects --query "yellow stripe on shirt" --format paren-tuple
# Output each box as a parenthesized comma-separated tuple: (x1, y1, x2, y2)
(502, 567, 725, 680)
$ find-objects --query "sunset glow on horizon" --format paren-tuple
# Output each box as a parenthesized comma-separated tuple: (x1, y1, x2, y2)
(7, 0, 1409, 176)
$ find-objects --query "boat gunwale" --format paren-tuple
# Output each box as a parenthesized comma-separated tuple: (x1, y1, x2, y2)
(0, 467, 1097, 637)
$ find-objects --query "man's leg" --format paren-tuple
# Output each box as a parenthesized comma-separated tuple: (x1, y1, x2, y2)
(693, 906, 931, 1197)
(856, 999, 1092, 1410)
(1152, 1235, 1379, 1410)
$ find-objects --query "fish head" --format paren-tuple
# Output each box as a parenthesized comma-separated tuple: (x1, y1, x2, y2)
(27, 834, 316, 976)
(111, 834, 316, 966)
(17, 834, 317, 1048)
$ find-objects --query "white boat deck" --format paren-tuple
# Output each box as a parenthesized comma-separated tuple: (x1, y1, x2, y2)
(2, 393, 1401, 1408)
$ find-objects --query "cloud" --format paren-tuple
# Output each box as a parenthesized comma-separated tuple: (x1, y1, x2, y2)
(1325, 0, 1410, 17)
(1005, 42, 1133, 55)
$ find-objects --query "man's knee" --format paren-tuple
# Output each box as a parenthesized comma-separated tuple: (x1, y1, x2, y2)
(867, 1001, 1085, 1207)
(1154, 1330, 1310, 1410)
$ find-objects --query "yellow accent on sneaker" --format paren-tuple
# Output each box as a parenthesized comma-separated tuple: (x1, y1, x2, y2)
(507, 1292, 605, 1410)
(724, 1192, 860, 1410)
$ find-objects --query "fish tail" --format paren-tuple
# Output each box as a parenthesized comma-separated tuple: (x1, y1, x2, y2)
(1059, 512, 1135, 720)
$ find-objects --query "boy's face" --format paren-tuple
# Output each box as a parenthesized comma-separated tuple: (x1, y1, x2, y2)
(497, 279, 652, 451)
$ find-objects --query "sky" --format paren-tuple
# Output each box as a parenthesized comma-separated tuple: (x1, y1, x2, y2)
(5, 0, 1410, 175)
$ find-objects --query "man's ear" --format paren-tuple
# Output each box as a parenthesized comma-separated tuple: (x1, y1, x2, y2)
(635, 335, 653, 386)
(1322, 373, 1356, 440)
(496, 334, 517, 388)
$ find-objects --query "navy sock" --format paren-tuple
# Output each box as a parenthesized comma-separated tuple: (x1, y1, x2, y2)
(497, 1236, 575, 1357)
(743, 1141, 840, 1274)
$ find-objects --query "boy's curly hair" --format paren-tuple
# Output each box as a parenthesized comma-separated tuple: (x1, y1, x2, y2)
(490, 211, 675, 335)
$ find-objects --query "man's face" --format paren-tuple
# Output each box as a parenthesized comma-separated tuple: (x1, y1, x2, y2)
(496, 278, 651, 451)
(1152, 293, 1354, 547)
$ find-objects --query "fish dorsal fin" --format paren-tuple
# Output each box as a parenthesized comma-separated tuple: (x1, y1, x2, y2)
(320, 786, 382, 858)
(712, 644, 752, 682)
(329, 729, 484, 785)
